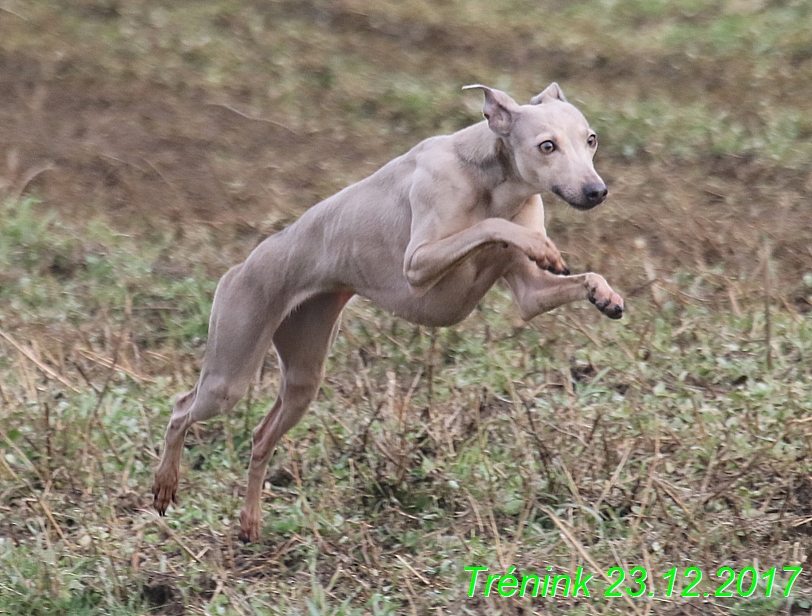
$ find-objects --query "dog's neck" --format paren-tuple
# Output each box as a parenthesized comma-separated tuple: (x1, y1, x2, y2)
(452, 121, 538, 206)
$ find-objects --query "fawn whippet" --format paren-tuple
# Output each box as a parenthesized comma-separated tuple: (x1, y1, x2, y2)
(152, 83, 624, 542)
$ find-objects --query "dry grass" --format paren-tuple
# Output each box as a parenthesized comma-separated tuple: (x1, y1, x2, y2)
(1, 1, 812, 615)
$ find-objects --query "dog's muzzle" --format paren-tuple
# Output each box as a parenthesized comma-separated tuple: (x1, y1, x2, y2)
(553, 183, 608, 211)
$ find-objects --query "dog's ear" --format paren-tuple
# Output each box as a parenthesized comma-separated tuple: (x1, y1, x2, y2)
(530, 82, 568, 105)
(462, 84, 520, 136)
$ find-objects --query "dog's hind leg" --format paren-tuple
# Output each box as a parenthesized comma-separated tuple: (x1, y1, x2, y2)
(152, 263, 286, 514)
(238, 291, 352, 543)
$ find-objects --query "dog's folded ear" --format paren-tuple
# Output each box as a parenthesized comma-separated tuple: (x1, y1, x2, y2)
(462, 84, 520, 136)
(530, 82, 568, 105)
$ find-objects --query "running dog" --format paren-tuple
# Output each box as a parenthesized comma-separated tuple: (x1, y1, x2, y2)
(152, 83, 624, 542)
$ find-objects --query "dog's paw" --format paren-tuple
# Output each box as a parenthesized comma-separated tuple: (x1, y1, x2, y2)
(152, 471, 179, 515)
(547, 262, 570, 276)
(588, 287, 625, 319)
(530, 237, 569, 276)
(238, 509, 263, 544)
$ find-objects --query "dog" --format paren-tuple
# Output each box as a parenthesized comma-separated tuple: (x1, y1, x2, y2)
(152, 82, 624, 542)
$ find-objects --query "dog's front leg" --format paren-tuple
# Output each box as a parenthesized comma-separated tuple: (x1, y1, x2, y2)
(402, 169, 567, 293)
(504, 261, 624, 321)
(509, 194, 570, 276)
(403, 217, 563, 292)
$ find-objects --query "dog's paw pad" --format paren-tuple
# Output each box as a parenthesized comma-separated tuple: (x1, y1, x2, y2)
(605, 304, 624, 319)
(588, 291, 624, 319)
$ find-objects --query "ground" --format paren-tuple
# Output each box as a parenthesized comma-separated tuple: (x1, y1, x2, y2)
(1, 1, 812, 614)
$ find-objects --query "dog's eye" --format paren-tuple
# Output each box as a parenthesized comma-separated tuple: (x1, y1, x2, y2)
(587, 134, 597, 148)
(539, 141, 555, 153)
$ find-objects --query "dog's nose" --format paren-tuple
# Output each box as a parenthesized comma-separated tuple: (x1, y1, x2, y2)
(582, 183, 608, 206)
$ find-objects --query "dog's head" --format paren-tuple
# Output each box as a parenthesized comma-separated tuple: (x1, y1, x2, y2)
(463, 83, 607, 210)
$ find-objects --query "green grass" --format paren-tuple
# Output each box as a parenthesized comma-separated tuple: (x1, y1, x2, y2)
(4, 0, 812, 167)
(2, 0, 812, 613)
(1, 197, 811, 614)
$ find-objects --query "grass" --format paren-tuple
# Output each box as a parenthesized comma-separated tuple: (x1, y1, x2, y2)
(1, 197, 811, 615)
(4, 0, 812, 167)
(1, 0, 812, 614)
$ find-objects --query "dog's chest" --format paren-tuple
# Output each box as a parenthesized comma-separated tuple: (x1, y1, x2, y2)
(479, 187, 530, 222)
(371, 251, 511, 327)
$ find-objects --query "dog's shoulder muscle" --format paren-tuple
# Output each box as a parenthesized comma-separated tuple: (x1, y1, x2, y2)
(449, 123, 511, 188)
(407, 140, 479, 214)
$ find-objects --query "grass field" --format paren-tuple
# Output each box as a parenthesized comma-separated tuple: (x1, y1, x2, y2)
(1, 1, 812, 614)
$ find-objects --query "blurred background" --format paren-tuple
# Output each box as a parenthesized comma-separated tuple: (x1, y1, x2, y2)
(1, 1, 811, 614)
(2, 0, 812, 290)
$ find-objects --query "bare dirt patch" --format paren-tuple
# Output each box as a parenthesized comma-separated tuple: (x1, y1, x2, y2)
(0, 49, 377, 230)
